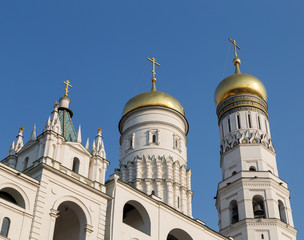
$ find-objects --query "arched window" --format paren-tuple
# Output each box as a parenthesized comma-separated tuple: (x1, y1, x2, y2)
(167, 228, 193, 240)
(23, 157, 29, 170)
(221, 123, 224, 137)
(248, 114, 252, 128)
(0, 187, 25, 208)
(230, 200, 239, 224)
(253, 195, 266, 218)
(249, 166, 256, 171)
(122, 201, 151, 235)
(0, 217, 10, 238)
(278, 200, 287, 223)
(237, 114, 241, 129)
(228, 118, 231, 132)
(72, 157, 80, 173)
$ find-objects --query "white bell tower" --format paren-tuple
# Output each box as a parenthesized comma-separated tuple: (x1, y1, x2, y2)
(117, 57, 192, 216)
(214, 40, 297, 240)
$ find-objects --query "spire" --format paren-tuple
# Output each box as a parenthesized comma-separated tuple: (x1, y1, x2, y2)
(77, 125, 82, 143)
(8, 141, 16, 155)
(85, 137, 89, 150)
(147, 57, 160, 91)
(228, 38, 241, 74)
(29, 124, 36, 141)
(15, 126, 24, 152)
(91, 128, 106, 158)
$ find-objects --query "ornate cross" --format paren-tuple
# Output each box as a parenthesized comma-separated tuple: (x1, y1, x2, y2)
(228, 38, 240, 58)
(147, 57, 160, 80)
(63, 80, 72, 97)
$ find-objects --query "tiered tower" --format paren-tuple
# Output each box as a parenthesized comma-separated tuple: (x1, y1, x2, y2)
(214, 40, 297, 240)
(116, 57, 192, 216)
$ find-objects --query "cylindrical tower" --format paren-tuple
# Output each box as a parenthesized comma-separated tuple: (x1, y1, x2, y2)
(117, 58, 192, 216)
(214, 44, 297, 240)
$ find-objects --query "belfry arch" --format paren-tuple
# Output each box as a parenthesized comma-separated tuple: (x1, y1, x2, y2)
(53, 201, 87, 240)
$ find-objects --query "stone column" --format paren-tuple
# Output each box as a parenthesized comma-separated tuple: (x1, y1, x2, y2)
(47, 208, 59, 240)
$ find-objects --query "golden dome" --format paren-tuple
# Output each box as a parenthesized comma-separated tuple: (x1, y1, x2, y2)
(122, 90, 185, 117)
(214, 58, 267, 106)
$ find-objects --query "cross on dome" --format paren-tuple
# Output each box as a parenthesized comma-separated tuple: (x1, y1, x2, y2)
(63, 80, 72, 97)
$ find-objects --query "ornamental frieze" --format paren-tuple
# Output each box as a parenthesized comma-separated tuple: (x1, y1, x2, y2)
(220, 129, 275, 155)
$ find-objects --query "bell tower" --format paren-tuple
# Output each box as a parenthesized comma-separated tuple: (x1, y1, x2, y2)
(214, 39, 297, 240)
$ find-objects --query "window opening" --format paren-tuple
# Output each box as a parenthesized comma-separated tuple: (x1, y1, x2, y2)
(265, 120, 268, 134)
(0, 217, 10, 238)
(237, 114, 241, 129)
(177, 197, 180, 208)
(228, 118, 231, 132)
(253, 195, 266, 218)
(248, 114, 252, 128)
(249, 166, 256, 171)
(221, 123, 224, 137)
(232, 171, 237, 176)
(257, 116, 261, 130)
(72, 157, 80, 173)
(152, 134, 156, 143)
(261, 234, 264, 239)
(230, 200, 239, 224)
(278, 200, 287, 223)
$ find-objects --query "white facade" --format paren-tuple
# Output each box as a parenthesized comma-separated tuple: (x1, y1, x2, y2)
(0, 90, 229, 240)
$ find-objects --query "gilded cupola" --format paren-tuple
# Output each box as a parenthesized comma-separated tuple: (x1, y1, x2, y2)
(122, 57, 185, 117)
(214, 39, 268, 122)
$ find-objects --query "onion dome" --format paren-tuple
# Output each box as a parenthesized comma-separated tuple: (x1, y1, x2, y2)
(214, 53, 268, 122)
(214, 57, 267, 106)
(122, 89, 185, 117)
(122, 58, 185, 117)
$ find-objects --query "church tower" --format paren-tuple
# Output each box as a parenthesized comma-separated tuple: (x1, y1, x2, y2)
(214, 40, 297, 240)
(116, 57, 192, 216)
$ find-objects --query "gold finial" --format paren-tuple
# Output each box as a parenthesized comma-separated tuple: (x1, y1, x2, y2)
(63, 80, 72, 97)
(19, 126, 24, 131)
(97, 128, 102, 132)
(147, 57, 160, 91)
(228, 38, 241, 74)
(54, 102, 59, 107)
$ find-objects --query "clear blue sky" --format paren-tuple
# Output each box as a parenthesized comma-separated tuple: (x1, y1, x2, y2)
(0, 1, 303, 238)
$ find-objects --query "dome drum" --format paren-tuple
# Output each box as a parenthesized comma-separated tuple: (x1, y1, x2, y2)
(216, 94, 268, 122)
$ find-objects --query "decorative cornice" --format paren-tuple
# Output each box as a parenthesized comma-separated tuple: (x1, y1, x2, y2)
(220, 129, 274, 155)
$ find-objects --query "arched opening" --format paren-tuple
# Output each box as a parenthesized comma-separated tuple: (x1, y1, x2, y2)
(278, 200, 287, 223)
(53, 201, 87, 240)
(0, 217, 10, 238)
(249, 166, 256, 171)
(72, 157, 80, 173)
(230, 200, 239, 224)
(122, 200, 151, 235)
(252, 195, 266, 218)
(167, 228, 193, 240)
(0, 187, 25, 208)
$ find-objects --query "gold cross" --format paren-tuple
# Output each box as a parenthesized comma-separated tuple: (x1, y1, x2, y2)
(147, 57, 160, 80)
(63, 80, 72, 97)
(228, 38, 240, 58)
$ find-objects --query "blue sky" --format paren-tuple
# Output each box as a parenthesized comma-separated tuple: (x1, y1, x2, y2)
(0, 1, 303, 238)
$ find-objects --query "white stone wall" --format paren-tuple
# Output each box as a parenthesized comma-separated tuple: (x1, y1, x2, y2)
(106, 177, 227, 240)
